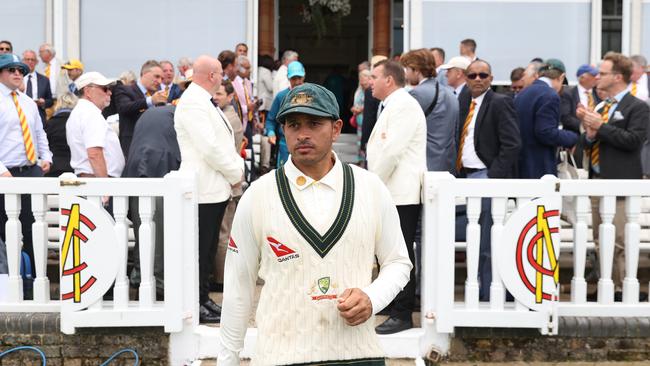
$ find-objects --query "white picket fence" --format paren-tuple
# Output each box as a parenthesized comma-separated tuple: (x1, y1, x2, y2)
(2, 171, 650, 362)
(422, 172, 650, 340)
(0, 172, 199, 335)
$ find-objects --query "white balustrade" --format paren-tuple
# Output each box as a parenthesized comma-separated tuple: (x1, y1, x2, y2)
(570, 195, 590, 303)
(464, 197, 480, 309)
(597, 196, 617, 304)
(113, 196, 130, 309)
(138, 196, 156, 307)
(31, 193, 50, 303)
(623, 196, 641, 304)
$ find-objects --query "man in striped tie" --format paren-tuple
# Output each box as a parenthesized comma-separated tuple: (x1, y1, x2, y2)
(578, 52, 650, 301)
(0, 54, 53, 282)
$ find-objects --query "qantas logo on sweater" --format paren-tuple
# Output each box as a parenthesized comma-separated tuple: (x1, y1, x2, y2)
(227, 237, 238, 253)
(267, 236, 300, 262)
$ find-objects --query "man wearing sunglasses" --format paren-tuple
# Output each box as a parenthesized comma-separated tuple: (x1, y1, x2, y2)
(0, 53, 53, 281)
(0, 41, 12, 55)
(66, 72, 125, 180)
(457, 59, 521, 301)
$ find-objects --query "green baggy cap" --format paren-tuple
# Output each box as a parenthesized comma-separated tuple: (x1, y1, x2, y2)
(276, 83, 340, 124)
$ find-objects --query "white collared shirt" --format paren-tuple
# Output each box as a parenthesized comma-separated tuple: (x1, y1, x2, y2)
(0, 84, 51, 174)
(461, 90, 488, 170)
(628, 73, 649, 101)
(23, 71, 39, 100)
(66, 98, 125, 177)
(577, 83, 593, 109)
(453, 83, 466, 98)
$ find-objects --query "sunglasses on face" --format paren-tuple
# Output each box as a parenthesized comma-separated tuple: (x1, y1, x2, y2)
(3, 67, 24, 75)
(467, 72, 490, 80)
(91, 85, 110, 92)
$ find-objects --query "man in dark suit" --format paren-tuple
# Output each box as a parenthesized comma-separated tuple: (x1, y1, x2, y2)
(21, 50, 53, 125)
(561, 64, 600, 134)
(578, 52, 650, 301)
(402, 48, 458, 173)
(160, 60, 182, 103)
(457, 59, 521, 301)
(360, 55, 386, 150)
(516, 59, 578, 179)
(113, 60, 166, 155)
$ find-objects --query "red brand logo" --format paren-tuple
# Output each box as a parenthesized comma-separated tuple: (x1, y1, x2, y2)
(228, 237, 238, 253)
(267, 236, 299, 262)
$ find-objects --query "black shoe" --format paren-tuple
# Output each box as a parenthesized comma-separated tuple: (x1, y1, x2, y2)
(199, 305, 220, 323)
(614, 291, 649, 302)
(375, 316, 413, 335)
(203, 299, 222, 315)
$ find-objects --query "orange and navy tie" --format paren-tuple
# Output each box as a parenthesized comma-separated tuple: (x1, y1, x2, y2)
(11, 92, 37, 164)
(456, 100, 476, 173)
(590, 99, 614, 169)
(631, 82, 638, 97)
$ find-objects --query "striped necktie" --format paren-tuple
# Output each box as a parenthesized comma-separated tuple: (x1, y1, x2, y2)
(631, 82, 638, 97)
(456, 100, 477, 173)
(586, 90, 595, 110)
(243, 83, 253, 121)
(11, 92, 37, 164)
(45, 63, 51, 79)
(589, 99, 615, 169)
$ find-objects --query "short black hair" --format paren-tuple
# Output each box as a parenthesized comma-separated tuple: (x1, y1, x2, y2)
(510, 67, 525, 82)
(460, 39, 476, 52)
(0, 40, 12, 51)
(430, 47, 445, 60)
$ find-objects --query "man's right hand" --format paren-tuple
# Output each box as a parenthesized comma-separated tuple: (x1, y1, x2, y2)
(1, 171, 12, 177)
(152, 91, 168, 105)
(268, 135, 277, 145)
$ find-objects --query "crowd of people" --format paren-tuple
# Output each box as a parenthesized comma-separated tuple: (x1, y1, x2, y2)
(1, 36, 650, 362)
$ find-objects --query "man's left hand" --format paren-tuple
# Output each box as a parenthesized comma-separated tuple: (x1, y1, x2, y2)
(40, 161, 51, 174)
(337, 288, 372, 326)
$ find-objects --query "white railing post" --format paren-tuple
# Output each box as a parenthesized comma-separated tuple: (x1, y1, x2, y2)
(597, 196, 616, 304)
(87, 195, 103, 310)
(138, 196, 156, 307)
(31, 194, 50, 303)
(163, 171, 197, 332)
(623, 196, 641, 304)
(464, 197, 480, 309)
(5, 194, 23, 302)
(422, 172, 455, 333)
(489, 197, 507, 310)
(515, 197, 532, 311)
(571, 195, 590, 303)
(113, 196, 129, 309)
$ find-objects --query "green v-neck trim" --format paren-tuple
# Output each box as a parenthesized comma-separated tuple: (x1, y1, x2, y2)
(275, 163, 355, 258)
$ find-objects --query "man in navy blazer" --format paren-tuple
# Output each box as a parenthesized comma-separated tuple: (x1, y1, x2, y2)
(22, 50, 53, 125)
(160, 60, 182, 103)
(515, 59, 578, 179)
(113, 60, 166, 155)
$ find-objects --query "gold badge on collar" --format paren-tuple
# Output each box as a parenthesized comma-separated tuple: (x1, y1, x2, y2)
(291, 93, 313, 106)
(296, 176, 307, 186)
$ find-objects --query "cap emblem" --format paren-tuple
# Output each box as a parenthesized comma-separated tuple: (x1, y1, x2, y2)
(291, 92, 313, 106)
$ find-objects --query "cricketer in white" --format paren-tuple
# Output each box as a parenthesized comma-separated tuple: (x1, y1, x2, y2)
(218, 83, 412, 366)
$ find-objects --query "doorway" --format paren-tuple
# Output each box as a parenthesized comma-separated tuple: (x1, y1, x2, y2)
(278, 0, 370, 126)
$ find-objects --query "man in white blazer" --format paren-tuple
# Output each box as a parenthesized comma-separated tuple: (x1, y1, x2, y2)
(366, 60, 426, 334)
(174, 55, 244, 323)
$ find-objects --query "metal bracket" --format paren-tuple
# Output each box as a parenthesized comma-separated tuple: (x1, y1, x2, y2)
(59, 179, 86, 187)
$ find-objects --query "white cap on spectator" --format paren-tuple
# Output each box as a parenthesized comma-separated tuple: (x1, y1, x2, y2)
(75, 71, 115, 90)
(440, 56, 472, 70)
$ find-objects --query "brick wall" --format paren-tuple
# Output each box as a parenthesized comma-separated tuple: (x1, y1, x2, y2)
(0, 313, 168, 365)
(444, 317, 650, 363)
